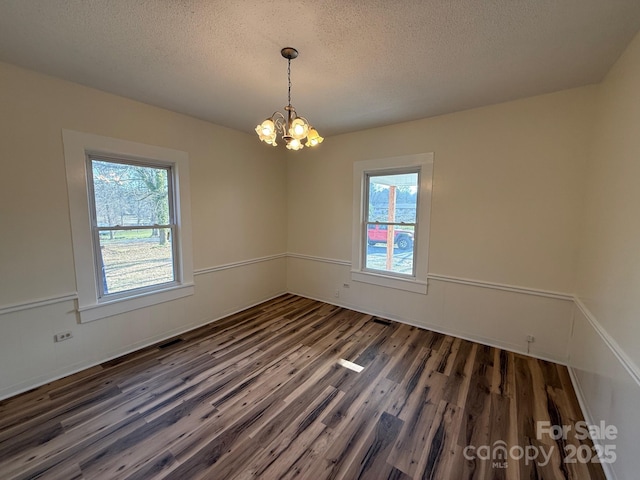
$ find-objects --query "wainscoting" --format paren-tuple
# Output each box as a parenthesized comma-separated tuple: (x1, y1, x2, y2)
(0, 295, 605, 479)
(286, 254, 575, 363)
(0, 255, 287, 400)
(568, 301, 640, 480)
(2, 253, 638, 479)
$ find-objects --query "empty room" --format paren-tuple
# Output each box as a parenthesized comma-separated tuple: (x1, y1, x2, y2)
(1, 1, 639, 479)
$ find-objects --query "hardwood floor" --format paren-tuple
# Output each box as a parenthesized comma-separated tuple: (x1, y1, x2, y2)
(0, 295, 606, 479)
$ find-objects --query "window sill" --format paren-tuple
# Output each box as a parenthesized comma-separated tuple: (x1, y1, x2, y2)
(77, 283, 194, 323)
(351, 270, 428, 294)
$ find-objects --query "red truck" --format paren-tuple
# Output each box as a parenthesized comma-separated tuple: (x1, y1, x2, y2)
(367, 224, 414, 250)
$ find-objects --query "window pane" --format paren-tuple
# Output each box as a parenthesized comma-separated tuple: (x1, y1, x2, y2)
(98, 228, 175, 295)
(91, 160, 170, 227)
(367, 172, 418, 223)
(365, 224, 415, 275)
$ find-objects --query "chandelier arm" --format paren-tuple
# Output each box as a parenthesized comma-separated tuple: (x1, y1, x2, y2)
(271, 111, 286, 135)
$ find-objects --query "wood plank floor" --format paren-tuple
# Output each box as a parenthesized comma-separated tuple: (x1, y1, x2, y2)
(0, 295, 606, 479)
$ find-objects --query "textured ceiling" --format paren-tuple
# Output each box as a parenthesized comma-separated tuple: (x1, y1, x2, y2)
(0, 1, 639, 137)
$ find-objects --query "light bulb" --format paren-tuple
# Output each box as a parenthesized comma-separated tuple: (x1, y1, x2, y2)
(286, 138, 303, 150)
(261, 119, 275, 135)
(289, 117, 309, 140)
(256, 119, 277, 143)
(305, 128, 324, 147)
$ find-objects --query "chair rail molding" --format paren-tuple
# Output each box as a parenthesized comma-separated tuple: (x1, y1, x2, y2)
(0, 293, 78, 316)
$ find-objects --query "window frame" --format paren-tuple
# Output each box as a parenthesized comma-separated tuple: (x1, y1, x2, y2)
(351, 153, 433, 294)
(63, 130, 194, 322)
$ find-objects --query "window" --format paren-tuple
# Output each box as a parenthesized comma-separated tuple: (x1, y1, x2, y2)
(364, 170, 418, 276)
(352, 153, 433, 294)
(88, 157, 177, 298)
(63, 130, 194, 322)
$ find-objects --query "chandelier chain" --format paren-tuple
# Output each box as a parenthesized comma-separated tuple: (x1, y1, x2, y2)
(287, 58, 292, 107)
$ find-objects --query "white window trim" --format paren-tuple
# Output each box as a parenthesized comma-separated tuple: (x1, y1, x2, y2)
(351, 153, 433, 294)
(63, 130, 194, 322)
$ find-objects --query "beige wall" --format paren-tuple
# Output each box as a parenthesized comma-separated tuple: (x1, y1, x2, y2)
(0, 62, 288, 398)
(288, 86, 596, 293)
(571, 31, 640, 479)
(576, 31, 640, 367)
(0, 61, 287, 304)
(286, 86, 595, 363)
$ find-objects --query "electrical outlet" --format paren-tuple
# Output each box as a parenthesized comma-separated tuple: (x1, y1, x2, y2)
(334, 289, 340, 298)
(526, 335, 535, 343)
(55, 331, 73, 342)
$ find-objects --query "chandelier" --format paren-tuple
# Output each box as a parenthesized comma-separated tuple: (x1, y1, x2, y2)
(255, 47, 323, 150)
